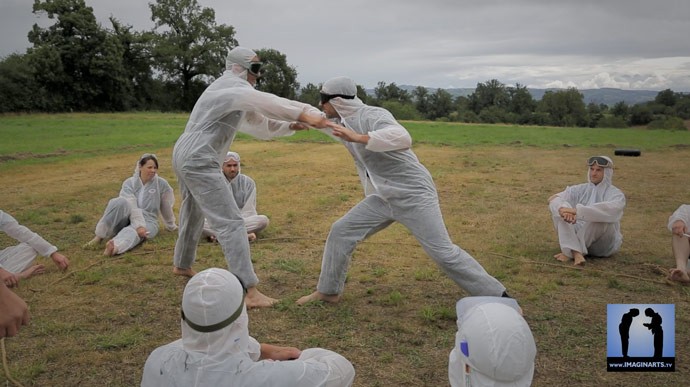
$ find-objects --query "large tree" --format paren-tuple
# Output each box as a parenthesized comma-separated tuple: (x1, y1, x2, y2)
(28, 0, 131, 111)
(255, 48, 299, 99)
(149, 0, 237, 109)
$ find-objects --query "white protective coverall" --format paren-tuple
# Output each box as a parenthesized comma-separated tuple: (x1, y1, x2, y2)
(448, 297, 536, 387)
(314, 76, 506, 297)
(141, 268, 355, 387)
(201, 152, 269, 238)
(92, 154, 176, 254)
(668, 204, 690, 233)
(0, 210, 57, 273)
(549, 156, 626, 258)
(172, 47, 320, 287)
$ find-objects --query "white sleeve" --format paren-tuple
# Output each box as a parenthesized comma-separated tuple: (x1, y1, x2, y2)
(365, 125, 412, 152)
(297, 348, 356, 387)
(576, 190, 626, 223)
(668, 204, 690, 231)
(0, 210, 57, 258)
(240, 186, 258, 218)
(246, 336, 262, 361)
(159, 185, 177, 231)
(231, 88, 312, 140)
(548, 192, 571, 216)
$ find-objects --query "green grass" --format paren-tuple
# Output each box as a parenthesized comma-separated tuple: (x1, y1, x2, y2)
(1, 113, 690, 386)
(2, 113, 689, 170)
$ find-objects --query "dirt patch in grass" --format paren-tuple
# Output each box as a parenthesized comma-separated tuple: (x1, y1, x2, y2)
(1, 142, 689, 386)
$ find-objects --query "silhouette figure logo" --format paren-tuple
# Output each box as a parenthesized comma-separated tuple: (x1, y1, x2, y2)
(607, 304, 674, 372)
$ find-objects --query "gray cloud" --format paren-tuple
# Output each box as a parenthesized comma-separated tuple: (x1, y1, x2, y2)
(1, 0, 688, 91)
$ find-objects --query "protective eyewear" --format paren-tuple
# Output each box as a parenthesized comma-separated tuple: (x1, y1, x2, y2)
(247, 61, 263, 76)
(587, 156, 611, 168)
(320, 92, 355, 105)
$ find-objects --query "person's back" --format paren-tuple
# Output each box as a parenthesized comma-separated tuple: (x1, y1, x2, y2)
(142, 268, 354, 387)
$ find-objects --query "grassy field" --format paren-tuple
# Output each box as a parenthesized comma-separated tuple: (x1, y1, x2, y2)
(1, 114, 689, 386)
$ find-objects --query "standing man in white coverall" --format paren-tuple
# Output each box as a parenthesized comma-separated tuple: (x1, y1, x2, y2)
(667, 204, 690, 283)
(297, 76, 509, 305)
(141, 268, 355, 387)
(1, 210, 70, 288)
(201, 152, 269, 243)
(548, 156, 626, 266)
(171, 46, 330, 308)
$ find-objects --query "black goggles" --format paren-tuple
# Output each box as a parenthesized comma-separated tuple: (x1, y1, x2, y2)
(587, 156, 611, 168)
(320, 92, 355, 105)
(247, 61, 263, 76)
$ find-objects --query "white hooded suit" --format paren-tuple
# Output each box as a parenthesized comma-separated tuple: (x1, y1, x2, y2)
(172, 47, 319, 287)
(92, 154, 176, 254)
(202, 152, 269, 238)
(314, 77, 507, 297)
(141, 268, 355, 387)
(549, 156, 626, 258)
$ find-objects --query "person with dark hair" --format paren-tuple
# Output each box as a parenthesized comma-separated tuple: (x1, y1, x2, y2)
(84, 153, 177, 256)
(298, 76, 509, 305)
(643, 308, 664, 358)
(619, 308, 639, 357)
(548, 156, 626, 266)
(142, 268, 355, 387)
(1, 210, 69, 286)
(201, 152, 269, 243)
(667, 204, 690, 283)
(170, 46, 330, 308)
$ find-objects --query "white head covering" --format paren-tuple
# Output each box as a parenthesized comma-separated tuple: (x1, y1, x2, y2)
(321, 76, 365, 120)
(586, 155, 614, 204)
(449, 297, 536, 387)
(181, 268, 250, 361)
(224, 151, 241, 164)
(225, 46, 258, 80)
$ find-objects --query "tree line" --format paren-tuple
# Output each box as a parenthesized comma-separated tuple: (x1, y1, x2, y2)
(1, 0, 688, 130)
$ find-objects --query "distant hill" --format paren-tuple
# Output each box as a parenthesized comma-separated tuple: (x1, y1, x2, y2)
(364, 85, 661, 106)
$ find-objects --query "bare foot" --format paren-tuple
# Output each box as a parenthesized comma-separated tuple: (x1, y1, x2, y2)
(83, 236, 102, 249)
(173, 267, 196, 278)
(245, 287, 278, 309)
(573, 252, 586, 267)
(19, 264, 46, 280)
(248, 233, 257, 242)
(103, 240, 117, 256)
(554, 253, 570, 262)
(296, 291, 341, 305)
(668, 268, 690, 284)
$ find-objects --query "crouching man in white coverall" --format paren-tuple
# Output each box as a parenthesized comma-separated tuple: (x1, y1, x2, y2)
(1, 210, 69, 288)
(667, 204, 690, 283)
(297, 76, 509, 305)
(201, 152, 269, 243)
(548, 156, 626, 266)
(141, 268, 355, 387)
(171, 46, 331, 308)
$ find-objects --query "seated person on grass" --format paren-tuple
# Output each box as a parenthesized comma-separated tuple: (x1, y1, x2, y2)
(548, 155, 626, 266)
(667, 204, 690, 283)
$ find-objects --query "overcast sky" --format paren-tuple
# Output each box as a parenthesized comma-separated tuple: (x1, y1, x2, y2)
(2, 0, 689, 91)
